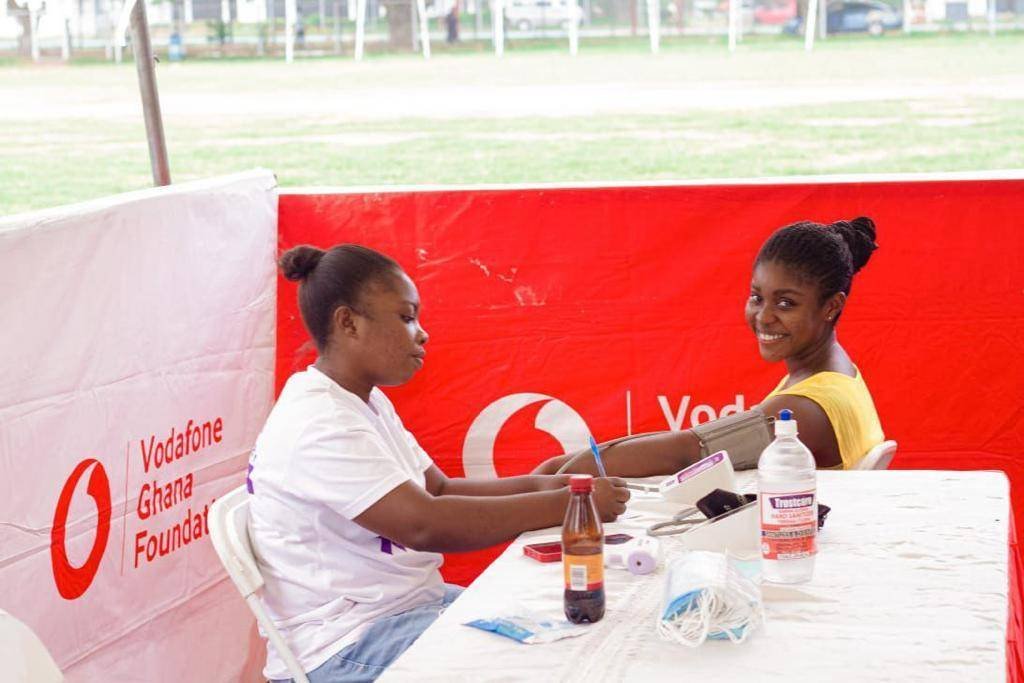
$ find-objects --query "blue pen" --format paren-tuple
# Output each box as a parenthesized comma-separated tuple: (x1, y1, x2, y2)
(588, 436, 608, 478)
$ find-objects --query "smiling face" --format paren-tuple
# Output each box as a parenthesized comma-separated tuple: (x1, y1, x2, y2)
(744, 260, 842, 364)
(348, 269, 429, 388)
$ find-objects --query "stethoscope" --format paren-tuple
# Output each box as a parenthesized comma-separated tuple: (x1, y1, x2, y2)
(646, 500, 759, 537)
(646, 506, 704, 537)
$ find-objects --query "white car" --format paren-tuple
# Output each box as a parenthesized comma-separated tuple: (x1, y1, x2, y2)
(504, 0, 584, 31)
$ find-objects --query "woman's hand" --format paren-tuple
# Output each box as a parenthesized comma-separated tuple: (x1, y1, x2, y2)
(593, 477, 631, 522)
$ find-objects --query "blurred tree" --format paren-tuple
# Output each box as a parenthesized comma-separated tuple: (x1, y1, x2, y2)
(382, 0, 415, 48)
(6, 0, 32, 58)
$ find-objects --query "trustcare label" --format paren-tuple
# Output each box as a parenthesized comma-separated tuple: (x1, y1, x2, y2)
(563, 553, 604, 591)
(760, 490, 817, 560)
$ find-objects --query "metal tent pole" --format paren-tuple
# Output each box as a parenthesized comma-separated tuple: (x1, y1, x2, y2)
(129, 0, 171, 185)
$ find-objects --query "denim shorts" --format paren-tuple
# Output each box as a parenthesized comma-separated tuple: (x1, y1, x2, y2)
(274, 584, 463, 683)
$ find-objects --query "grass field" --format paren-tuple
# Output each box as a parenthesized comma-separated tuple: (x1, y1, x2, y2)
(1, 32, 1023, 216)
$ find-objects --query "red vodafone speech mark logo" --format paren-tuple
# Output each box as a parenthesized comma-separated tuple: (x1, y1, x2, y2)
(462, 393, 591, 478)
(51, 459, 112, 600)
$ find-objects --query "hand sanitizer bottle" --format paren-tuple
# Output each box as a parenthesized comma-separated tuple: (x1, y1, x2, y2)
(758, 409, 817, 583)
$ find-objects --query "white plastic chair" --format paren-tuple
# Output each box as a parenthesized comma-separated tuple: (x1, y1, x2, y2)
(0, 608, 64, 683)
(855, 440, 898, 470)
(209, 485, 311, 683)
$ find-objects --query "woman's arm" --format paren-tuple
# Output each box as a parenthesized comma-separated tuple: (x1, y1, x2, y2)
(353, 478, 630, 553)
(424, 466, 570, 497)
(534, 396, 842, 475)
(758, 394, 842, 468)
(531, 455, 573, 475)
(532, 430, 703, 478)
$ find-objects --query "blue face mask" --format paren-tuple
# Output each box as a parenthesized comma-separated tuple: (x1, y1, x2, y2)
(659, 551, 764, 646)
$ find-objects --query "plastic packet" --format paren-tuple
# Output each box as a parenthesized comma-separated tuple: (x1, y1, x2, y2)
(464, 612, 590, 644)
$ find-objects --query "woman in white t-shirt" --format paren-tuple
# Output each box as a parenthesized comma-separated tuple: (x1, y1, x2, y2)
(248, 244, 630, 683)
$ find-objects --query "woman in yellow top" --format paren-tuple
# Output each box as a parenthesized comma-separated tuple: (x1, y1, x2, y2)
(534, 217, 885, 474)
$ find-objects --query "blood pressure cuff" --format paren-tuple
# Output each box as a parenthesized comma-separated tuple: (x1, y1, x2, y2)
(690, 407, 773, 470)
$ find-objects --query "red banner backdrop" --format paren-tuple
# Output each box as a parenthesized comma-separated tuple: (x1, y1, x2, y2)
(278, 176, 1023, 680)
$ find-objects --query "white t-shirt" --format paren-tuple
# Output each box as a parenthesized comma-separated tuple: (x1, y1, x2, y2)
(248, 366, 444, 680)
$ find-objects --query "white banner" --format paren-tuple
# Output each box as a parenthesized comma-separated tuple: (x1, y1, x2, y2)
(0, 171, 278, 682)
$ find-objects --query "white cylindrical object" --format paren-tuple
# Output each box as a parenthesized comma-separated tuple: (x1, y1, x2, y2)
(285, 0, 296, 62)
(61, 0, 73, 60)
(355, 0, 367, 60)
(606, 537, 660, 575)
(804, 0, 817, 51)
(568, 0, 580, 55)
(493, 0, 505, 57)
(646, 0, 659, 53)
(30, 10, 40, 62)
(727, 0, 737, 51)
(626, 548, 657, 574)
(627, 550, 656, 574)
(416, 0, 431, 58)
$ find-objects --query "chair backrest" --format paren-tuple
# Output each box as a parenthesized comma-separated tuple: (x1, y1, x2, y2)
(209, 485, 264, 598)
(855, 440, 898, 470)
(1, 609, 64, 682)
(209, 485, 312, 683)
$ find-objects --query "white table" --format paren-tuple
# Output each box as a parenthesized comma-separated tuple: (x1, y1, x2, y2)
(382, 471, 1009, 682)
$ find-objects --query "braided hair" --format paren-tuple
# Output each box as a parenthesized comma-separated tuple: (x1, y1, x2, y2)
(755, 217, 878, 320)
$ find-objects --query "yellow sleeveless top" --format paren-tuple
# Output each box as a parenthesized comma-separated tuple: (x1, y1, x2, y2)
(763, 370, 884, 470)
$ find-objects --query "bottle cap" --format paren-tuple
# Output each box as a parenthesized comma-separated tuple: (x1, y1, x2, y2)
(569, 474, 594, 493)
(775, 408, 798, 436)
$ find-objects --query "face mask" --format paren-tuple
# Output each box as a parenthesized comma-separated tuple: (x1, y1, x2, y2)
(658, 550, 764, 647)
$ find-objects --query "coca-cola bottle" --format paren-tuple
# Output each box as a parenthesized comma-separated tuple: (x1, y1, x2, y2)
(563, 474, 605, 623)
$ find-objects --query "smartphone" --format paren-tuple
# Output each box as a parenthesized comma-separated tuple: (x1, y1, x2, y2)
(523, 533, 634, 562)
(696, 489, 757, 519)
(604, 533, 634, 545)
(817, 502, 831, 529)
(695, 490, 831, 529)
(522, 541, 562, 562)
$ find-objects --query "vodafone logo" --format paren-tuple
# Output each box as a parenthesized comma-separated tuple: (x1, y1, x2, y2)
(51, 459, 112, 600)
(462, 393, 591, 478)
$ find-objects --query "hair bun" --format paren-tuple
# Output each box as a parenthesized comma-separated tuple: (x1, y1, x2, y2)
(279, 245, 326, 281)
(831, 217, 878, 273)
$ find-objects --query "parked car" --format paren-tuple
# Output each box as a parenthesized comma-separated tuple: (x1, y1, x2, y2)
(692, 0, 790, 26)
(754, 0, 797, 24)
(784, 0, 902, 35)
(692, 0, 752, 17)
(505, 0, 584, 31)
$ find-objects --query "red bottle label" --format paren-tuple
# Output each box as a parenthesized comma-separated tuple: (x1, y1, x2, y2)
(760, 489, 817, 561)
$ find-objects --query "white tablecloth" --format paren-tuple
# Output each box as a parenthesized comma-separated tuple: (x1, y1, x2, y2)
(381, 471, 1008, 682)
